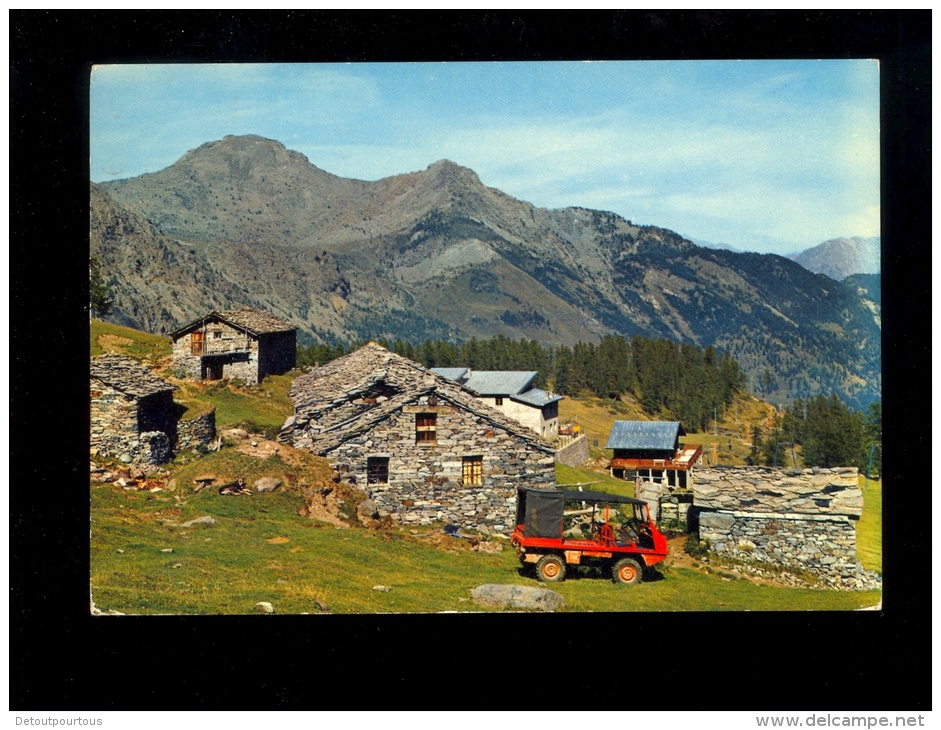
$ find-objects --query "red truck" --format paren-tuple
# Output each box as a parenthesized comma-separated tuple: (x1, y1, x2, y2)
(511, 486, 668, 584)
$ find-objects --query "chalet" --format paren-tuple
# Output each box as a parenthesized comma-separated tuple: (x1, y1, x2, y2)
(171, 308, 296, 383)
(90, 355, 177, 465)
(606, 420, 702, 489)
(431, 368, 562, 439)
(283, 343, 556, 532)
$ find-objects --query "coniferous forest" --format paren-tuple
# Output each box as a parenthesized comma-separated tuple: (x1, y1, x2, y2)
(298, 334, 746, 433)
(298, 335, 881, 474)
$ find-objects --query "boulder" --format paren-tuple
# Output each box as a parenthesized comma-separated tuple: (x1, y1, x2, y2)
(357, 499, 380, 520)
(179, 515, 216, 528)
(471, 584, 566, 612)
(254, 477, 282, 493)
(254, 601, 274, 614)
(699, 512, 735, 531)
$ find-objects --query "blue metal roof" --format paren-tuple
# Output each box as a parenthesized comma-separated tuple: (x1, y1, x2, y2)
(431, 367, 469, 382)
(605, 421, 682, 451)
(511, 387, 564, 408)
(462, 371, 538, 396)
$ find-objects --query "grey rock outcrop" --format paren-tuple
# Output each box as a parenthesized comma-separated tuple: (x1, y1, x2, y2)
(471, 584, 566, 612)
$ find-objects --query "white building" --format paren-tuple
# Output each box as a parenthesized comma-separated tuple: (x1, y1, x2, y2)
(432, 368, 562, 440)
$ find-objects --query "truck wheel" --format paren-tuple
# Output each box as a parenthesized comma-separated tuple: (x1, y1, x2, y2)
(612, 558, 643, 585)
(535, 554, 566, 583)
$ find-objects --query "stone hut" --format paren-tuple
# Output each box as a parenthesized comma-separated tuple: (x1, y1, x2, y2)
(90, 355, 177, 465)
(171, 308, 296, 383)
(282, 343, 556, 533)
(694, 466, 878, 589)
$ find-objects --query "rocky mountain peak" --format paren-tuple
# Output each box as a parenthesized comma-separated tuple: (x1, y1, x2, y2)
(175, 134, 318, 179)
(789, 236, 881, 280)
(424, 159, 483, 187)
(92, 136, 882, 409)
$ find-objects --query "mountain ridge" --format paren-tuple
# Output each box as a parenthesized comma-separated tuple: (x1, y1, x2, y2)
(93, 135, 881, 408)
(787, 236, 881, 280)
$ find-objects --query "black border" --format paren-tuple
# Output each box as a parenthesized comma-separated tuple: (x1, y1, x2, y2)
(10, 11, 930, 711)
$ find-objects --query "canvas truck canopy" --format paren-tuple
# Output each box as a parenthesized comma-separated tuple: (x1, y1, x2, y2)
(516, 487, 565, 539)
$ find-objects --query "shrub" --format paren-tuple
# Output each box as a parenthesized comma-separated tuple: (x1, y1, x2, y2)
(685, 533, 711, 559)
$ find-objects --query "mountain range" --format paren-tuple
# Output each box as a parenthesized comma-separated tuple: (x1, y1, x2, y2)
(787, 236, 881, 281)
(91, 135, 881, 408)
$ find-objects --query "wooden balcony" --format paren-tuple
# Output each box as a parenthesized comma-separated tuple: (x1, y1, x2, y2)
(609, 443, 703, 471)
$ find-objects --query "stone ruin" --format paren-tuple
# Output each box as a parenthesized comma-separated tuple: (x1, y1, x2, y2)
(692, 466, 880, 590)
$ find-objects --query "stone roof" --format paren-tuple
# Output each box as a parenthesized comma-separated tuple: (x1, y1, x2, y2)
(462, 371, 537, 396)
(606, 421, 682, 451)
(511, 387, 564, 408)
(693, 466, 863, 518)
(90, 355, 175, 398)
(287, 343, 555, 456)
(431, 367, 469, 381)
(171, 308, 296, 338)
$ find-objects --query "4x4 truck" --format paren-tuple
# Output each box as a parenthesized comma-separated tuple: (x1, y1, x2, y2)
(511, 486, 668, 584)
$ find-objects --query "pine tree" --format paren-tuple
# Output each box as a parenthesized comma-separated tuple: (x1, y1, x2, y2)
(89, 256, 113, 318)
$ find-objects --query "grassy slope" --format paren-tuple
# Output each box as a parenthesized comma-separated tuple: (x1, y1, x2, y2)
(171, 375, 295, 436)
(90, 319, 172, 363)
(90, 448, 881, 614)
(91, 463, 879, 615)
(89, 320, 880, 613)
(559, 389, 775, 466)
(856, 475, 882, 573)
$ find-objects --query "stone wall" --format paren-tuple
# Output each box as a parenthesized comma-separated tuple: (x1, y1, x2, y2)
(90, 383, 175, 465)
(322, 395, 555, 533)
(177, 408, 217, 452)
(555, 434, 589, 467)
(694, 466, 879, 590)
(497, 398, 542, 435)
(697, 511, 876, 589)
(173, 324, 260, 382)
(634, 480, 693, 525)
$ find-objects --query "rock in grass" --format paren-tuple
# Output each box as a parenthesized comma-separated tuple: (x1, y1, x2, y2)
(254, 477, 281, 493)
(372, 585, 391, 592)
(254, 602, 274, 614)
(179, 515, 216, 528)
(471, 584, 566, 612)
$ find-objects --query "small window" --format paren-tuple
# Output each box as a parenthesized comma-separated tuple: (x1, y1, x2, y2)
(213, 331, 222, 339)
(367, 457, 389, 485)
(416, 413, 437, 444)
(495, 397, 504, 406)
(462, 456, 483, 486)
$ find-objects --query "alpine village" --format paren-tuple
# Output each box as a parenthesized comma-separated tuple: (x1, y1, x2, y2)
(90, 135, 883, 614)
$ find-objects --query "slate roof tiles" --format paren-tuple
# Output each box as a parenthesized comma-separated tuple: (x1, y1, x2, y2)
(171, 308, 295, 338)
(90, 355, 175, 398)
(288, 343, 554, 455)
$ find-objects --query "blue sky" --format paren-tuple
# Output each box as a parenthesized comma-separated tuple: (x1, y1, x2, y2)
(90, 61, 880, 255)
